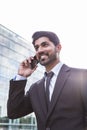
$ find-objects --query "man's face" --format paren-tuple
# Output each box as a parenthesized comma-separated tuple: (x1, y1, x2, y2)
(34, 37, 61, 66)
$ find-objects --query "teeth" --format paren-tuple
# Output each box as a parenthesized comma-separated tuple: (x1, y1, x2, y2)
(40, 55, 47, 59)
(41, 55, 45, 58)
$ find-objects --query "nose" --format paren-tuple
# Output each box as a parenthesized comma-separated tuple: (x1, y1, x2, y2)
(37, 46, 44, 54)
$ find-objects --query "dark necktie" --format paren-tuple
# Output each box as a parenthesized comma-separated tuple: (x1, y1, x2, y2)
(45, 71, 54, 111)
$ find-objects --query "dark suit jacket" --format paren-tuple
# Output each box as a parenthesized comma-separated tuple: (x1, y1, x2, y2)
(7, 64, 87, 130)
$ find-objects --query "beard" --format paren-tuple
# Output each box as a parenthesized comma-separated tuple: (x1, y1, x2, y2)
(39, 51, 58, 66)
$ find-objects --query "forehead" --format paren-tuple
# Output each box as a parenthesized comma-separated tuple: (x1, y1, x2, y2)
(34, 36, 51, 45)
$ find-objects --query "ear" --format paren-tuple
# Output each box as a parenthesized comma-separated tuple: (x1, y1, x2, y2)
(56, 44, 62, 53)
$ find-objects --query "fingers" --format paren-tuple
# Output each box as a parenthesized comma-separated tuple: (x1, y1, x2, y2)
(18, 56, 38, 77)
(24, 59, 29, 66)
(21, 57, 34, 68)
(27, 56, 34, 64)
(21, 59, 28, 67)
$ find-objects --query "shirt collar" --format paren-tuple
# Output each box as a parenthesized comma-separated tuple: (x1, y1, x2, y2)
(51, 62, 63, 76)
(45, 62, 63, 76)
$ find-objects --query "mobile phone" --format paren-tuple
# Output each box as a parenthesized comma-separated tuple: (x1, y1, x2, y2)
(30, 55, 39, 69)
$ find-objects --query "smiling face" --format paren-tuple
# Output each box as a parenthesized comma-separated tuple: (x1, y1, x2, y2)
(34, 37, 61, 71)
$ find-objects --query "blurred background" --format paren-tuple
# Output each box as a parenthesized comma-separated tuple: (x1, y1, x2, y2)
(0, 0, 87, 129)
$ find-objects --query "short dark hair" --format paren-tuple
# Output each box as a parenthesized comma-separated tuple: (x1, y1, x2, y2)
(32, 31, 60, 46)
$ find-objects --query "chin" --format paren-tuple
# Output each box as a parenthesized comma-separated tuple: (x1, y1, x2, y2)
(40, 62, 46, 66)
(40, 61, 50, 66)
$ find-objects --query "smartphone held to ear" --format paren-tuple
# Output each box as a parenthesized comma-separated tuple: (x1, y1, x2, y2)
(30, 55, 39, 69)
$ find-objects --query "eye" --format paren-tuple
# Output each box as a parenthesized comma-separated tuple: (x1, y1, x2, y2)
(41, 42, 49, 47)
(34, 45, 39, 51)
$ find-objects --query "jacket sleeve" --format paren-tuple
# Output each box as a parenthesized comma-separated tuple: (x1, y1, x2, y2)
(7, 79, 33, 119)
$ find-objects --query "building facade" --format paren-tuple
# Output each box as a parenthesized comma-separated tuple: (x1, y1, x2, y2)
(0, 24, 44, 130)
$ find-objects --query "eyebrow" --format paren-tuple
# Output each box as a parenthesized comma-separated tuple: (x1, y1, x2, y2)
(34, 41, 48, 46)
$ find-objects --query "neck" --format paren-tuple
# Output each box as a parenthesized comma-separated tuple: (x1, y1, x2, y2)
(45, 60, 60, 72)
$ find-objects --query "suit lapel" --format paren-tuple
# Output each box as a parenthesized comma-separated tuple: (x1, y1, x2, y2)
(47, 64, 71, 118)
(37, 77, 48, 116)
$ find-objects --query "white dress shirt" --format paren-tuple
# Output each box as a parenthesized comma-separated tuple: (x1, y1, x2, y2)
(45, 62, 63, 100)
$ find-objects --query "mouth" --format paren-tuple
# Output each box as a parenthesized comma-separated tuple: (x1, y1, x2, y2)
(39, 54, 48, 62)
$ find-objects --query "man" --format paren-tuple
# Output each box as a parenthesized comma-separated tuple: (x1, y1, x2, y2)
(7, 31, 87, 130)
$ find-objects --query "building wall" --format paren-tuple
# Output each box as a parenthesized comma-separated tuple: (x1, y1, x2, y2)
(0, 24, 44, 118)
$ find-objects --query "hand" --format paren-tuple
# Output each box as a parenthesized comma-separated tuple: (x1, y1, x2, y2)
(18, 57, 37, 78)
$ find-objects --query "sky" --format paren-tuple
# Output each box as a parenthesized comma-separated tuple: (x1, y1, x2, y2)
(0, 0, 87, 68)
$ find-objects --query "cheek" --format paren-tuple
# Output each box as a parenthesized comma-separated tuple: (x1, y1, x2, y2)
(47, 46, 56, 52)
(49, 47, 57, 54)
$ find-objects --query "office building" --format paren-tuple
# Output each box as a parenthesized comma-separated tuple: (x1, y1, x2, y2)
(0, 24, 44, 129)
